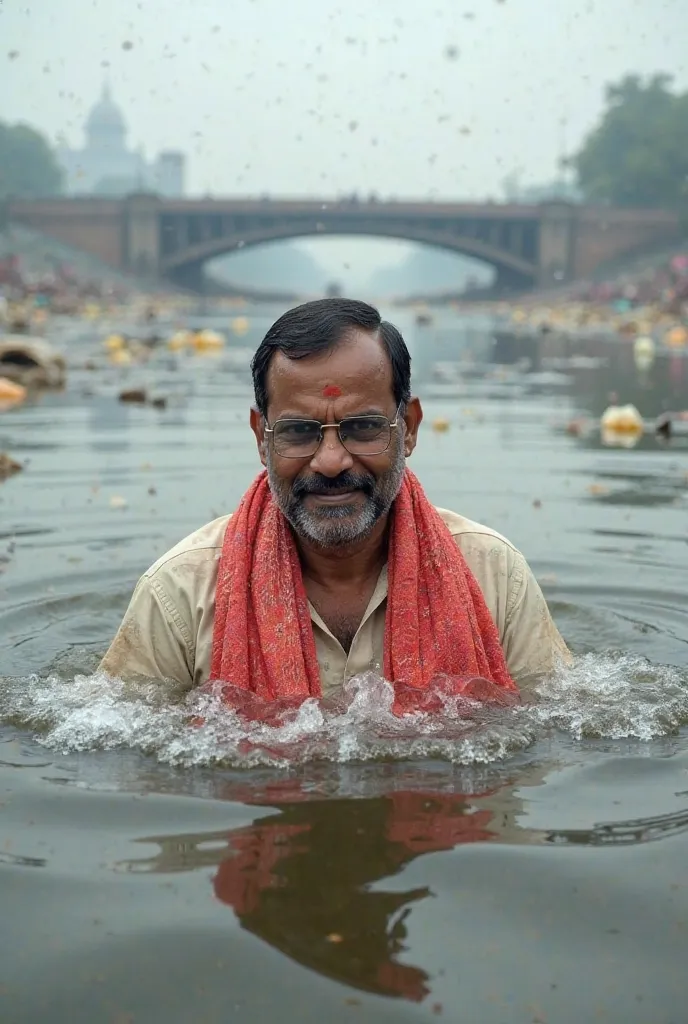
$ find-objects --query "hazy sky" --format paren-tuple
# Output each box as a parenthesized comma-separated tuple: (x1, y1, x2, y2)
(3, 0, 686, 199)
(2, 0, 686, 287)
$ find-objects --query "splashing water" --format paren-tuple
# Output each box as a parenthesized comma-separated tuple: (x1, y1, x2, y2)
(1, 654, 687, 768)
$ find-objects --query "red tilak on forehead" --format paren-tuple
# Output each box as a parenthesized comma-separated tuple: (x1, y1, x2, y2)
(322, 385, 342, 398)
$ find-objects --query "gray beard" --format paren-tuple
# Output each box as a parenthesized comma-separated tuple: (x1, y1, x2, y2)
(266, 431, 406, 549)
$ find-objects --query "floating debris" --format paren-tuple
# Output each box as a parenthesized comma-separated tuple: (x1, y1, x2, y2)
(655, 410, 688, 442)
(564, 416, 591, 438)
(167, 330, 192, 351)
(666, 325, 688, 348)
(600, 404, 644, 438)
(118, 388, 148, 404)
(109, 348, 133, 366)
(231, 317, 250, 337)
(633, 335, 656, 372)
(193, 328, 225, 352)
(103, 334, 126, 352)
(0, 452, 23, 480)
(0, 376, 27, 408)
(431, 417, 451, 433)
(0, 336, 66, 389)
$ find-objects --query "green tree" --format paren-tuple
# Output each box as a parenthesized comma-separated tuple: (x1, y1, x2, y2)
(572, 74, 688, 208)
(0, 120, 64, 199)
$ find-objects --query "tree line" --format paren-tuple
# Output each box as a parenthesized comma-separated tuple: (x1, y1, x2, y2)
(1, 74, 686, 208)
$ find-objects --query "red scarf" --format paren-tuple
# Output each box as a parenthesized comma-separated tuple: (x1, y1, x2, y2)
(210, 470, 517, 705)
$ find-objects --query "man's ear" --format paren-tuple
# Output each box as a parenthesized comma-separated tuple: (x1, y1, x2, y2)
(403, 397, 423, 457)
(250, 406, 268, 467)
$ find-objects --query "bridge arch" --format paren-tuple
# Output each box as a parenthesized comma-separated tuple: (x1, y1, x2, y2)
(160, 223, 538, 292)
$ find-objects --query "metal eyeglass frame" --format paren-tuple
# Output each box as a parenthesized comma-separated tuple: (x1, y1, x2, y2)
(264, 403, 403, 458)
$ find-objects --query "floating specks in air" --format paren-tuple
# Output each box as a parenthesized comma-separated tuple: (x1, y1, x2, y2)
(444, 45, 459, 60)
(122, 40, 134, 51)
(101, 60, 110, 68)
(7, 51, 20, 60)
(348, 120, 358, 132)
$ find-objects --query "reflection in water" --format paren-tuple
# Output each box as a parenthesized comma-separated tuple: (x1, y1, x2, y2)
(111, 773, 688, 1004)
(0, 851, 47, 868)
(546, 807, 688, 847)
(119, 782, 509, 1002)
(570, 346, 687, 420)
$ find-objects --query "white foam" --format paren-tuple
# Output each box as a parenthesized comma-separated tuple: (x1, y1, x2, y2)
(1, 654, 687, 768)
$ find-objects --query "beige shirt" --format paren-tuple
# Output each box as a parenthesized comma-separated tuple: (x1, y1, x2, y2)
(100, 507, 569, 695)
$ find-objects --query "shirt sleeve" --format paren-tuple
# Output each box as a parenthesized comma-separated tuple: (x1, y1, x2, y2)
(98, 575, 195, 688)
(501, 550, 571, 693)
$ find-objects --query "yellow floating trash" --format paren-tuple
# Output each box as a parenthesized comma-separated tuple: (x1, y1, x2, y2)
(192, 329, 225, 352)
(0, 376, 27, 406)
(600, 404, 644, 437)
(231, 317, 250, 337)
(431, 417, 451, 433)
(633, 335, 656, 372)
(109, 348, 132, 365)
(104, 334, 126, 352)
(665, 325, 688, 348)
(601, 427, 642, 449)
(168, 330, 192, 351)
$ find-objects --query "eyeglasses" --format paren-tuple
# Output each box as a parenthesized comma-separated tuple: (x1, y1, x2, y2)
(265, 404, 402, 458)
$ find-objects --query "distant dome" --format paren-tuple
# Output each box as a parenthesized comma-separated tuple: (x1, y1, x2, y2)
(86, 83, 126, 136)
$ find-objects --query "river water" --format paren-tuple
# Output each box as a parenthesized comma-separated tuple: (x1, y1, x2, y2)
(1, 306, 687, 1023)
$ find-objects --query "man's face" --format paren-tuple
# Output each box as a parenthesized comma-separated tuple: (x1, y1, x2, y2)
(250, 329, 422, 548)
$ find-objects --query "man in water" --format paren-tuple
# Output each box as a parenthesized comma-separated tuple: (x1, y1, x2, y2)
(100, 298, 568, 703)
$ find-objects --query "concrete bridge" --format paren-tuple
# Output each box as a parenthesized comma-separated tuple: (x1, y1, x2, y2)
(6, 194, 682, 293)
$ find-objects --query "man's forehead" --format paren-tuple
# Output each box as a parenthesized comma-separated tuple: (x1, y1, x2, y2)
(267, 330, 392, 394)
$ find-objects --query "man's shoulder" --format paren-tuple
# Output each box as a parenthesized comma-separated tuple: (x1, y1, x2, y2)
(434, 506, 520, 558)
(143, 514, 231, 582)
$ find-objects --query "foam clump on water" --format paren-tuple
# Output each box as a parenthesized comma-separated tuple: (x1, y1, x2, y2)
(1, 653, 687, 767)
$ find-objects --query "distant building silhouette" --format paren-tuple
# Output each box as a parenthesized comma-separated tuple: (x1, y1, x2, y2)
(56, 84, 185, 198)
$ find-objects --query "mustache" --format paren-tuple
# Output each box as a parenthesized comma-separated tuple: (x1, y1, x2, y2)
(291, 471, 375, 499)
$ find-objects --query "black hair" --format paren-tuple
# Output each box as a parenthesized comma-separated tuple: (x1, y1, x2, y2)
(250, 297, 411, 417)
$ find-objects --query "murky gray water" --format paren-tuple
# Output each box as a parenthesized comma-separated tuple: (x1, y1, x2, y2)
(1, 307, 687, 1023)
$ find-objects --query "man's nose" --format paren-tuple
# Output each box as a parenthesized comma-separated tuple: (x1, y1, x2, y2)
(309, 426, 354, 476)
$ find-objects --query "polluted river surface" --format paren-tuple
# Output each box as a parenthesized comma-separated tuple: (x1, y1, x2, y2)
(1, 308, 688, 1023)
